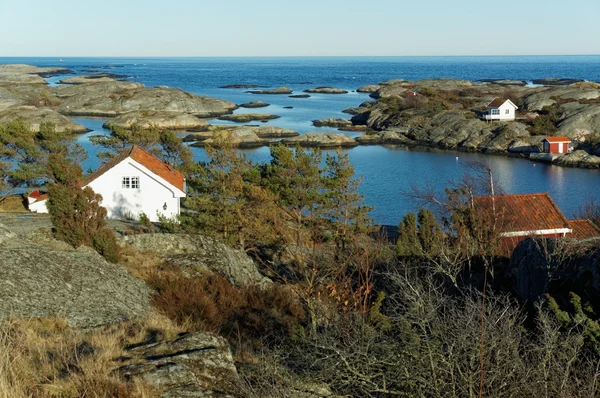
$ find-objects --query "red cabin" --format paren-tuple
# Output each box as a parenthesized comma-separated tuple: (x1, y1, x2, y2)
(542, 136, 571, 154)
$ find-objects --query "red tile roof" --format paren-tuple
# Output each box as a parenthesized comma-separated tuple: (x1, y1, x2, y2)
(28, 190, 48, 203)
(569, 219, 600, 240)
(29, 189, 42, 199)
(487, 98, 508, 108)
(543, 136, 571, 143)
(81, 146, 185, 192)
(472, 193, 572, 236)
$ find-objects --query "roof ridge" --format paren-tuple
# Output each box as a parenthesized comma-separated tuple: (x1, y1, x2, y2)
(541, 192, 572, 229)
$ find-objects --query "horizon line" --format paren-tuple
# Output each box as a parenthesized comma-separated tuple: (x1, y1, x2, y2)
(1, 54, 600, 59)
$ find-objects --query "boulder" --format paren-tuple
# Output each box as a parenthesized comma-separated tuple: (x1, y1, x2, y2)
(103, 110, 210, 131)
(281, 132, 358, 148)
(119, 233, 271, 286)
(312, 118, 353, 128)
(247, 87, 293, 95)
(191, 128, 268, 148)
(184, 125, 298, 142)
(357, 85, 382, 93)
(0, 106, 89, 133)
(54, 82, 237, 118)
(218, 113, 280, 123)
(119, 331, 239, 397)
(303, 87, 348, 94)
(239, 101, 270, 108)
(0, 223, 150, 328)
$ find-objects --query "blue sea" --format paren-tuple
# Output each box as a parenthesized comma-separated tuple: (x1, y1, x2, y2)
(2, 56, 600, 225)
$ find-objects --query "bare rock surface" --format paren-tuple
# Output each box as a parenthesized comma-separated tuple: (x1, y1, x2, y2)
(303, 87, 348, 94)
(184, 125, 298, 142)
(0, 106, 89, 133)
(0, 223, 151, 328)
(357, 85, 382, 93)
(0, 64, 72, 85)
(54, 82, 236, 118)
(218, 113, 280, 123)
(58, 73, 128, 85)
(247, 87, 293, 95)
(312, 118, 353, 128)
(119, 233, 271, 286)
(281, 132, 358, 148)
(356, 130, 414, 145)
(119, 331, 239, 397)
(239, 101, 270, 108)
(103, 110, 210, 131)
(553, 150, 600, 168)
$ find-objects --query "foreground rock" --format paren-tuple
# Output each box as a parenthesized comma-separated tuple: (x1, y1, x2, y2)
(304, 87, 348, 94)
(119, 233, 271, 286)
(239, 101, 270, 108)
(0, 106, 89, 133)
(312, 118, 353, 128)
(119, 331, 239, 397)
(55, 82, 237, 118)
(218, 113, 280, 123)
(0, 223, 150, 328)
(103, 110, 210, 131)
(0, 64, 72, 85)
(247, 87, 293, 95)
(281, 132, 358, 148)
(58, 73, 129, 85)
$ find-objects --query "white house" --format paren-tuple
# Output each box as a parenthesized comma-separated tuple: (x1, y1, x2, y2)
(28, 146, 187, 222)
(482, 98, 518, 121)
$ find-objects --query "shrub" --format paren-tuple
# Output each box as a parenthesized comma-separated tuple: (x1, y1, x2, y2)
(147, 271, 307, 350)
(138, 212, 153, 229)
(91, 228, 121, 263)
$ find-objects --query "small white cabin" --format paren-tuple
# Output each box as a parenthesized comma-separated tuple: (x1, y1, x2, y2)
(482, 98, 518, 121)
(28, 146, 186, 222)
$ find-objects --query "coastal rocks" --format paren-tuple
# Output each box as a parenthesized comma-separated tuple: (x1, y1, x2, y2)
(191, 129, 267, 148)
(357, 85, 382, 93)
(119, 331, 239, 397)
(303, 87, 348, 94)
(0, 106, 89, 133)
(220, 84, 264, 89)
(247, 87, 293, 95)
(218, 113, 280, 123)
(0, 64, 72, 85)
(479, 79, 527, 86)
(54, 82, 237, 118)
(523, 85, 600, 111)
(239, 101, 270, 108)
(553, 150, 600, 168)
(119, 233, 270, 286)
(103, 110, 210, 131)
(184, 125, 298, 142)
(556, 103, 600, 141)
(289, 94, 311, 98)
(312, 118, 353, 128)
(356, 130, 414, 145)
(58, 73, 128, 85)
(0, 223, 150, 328)
(508, 140, 540, 153)
(281, 132, 358, 148)
(532, 78, 584, 86)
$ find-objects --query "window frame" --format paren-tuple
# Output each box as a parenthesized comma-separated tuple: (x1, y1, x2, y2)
(122, 176, 140, 189)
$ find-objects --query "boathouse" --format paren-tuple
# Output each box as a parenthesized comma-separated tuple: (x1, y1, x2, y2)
(542, 136, 571, 154)
(482, 98, 518, 121)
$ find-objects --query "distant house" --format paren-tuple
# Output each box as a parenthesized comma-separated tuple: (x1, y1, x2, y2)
(472, 192, 600, 254)
(28, 146, 186, 222)
(482, 98, 518, 121)
(542, 136, 572, 154)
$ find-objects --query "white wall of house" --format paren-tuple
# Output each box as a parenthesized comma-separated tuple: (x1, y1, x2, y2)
(487, 102, 516, 121)
(85, 158, 185, 222)
(29, 199, 48, 213)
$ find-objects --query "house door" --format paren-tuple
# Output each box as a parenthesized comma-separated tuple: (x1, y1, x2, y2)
(558, 143, 563, 153)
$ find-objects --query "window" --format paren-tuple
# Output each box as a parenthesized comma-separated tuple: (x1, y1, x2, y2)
(122, 176, 140, 189)
(491, 109, 500, 115)
(505, 109, 510, 114)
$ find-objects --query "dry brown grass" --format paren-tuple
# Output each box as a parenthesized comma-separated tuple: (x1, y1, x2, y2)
(0, 195, 27, 213)
(118, 246, 167, 280)
(0, 314, 184, 398)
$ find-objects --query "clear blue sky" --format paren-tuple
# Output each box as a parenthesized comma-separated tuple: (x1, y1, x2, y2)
(2, 0, 598, 56)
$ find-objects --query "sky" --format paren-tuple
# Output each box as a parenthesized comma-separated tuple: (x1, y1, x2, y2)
(1, 0, 599, 57)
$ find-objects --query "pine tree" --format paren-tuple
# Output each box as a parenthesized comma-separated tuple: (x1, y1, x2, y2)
(397, 212, 421, 256)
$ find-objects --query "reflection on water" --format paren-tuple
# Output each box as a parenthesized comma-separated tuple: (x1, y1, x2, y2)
(74, 118, 600, 226)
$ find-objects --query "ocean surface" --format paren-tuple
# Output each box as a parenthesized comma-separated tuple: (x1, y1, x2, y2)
(2, 56, 600, 225)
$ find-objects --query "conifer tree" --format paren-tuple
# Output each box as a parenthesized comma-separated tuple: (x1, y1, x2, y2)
(397, 212, 421, 256)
